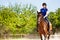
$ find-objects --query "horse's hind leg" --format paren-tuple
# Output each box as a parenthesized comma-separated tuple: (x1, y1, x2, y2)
(47, 34, 50, 40)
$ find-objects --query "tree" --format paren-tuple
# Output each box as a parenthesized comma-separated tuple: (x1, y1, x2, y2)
(0, 4, 37, 35)
(48, 8, 60, 29)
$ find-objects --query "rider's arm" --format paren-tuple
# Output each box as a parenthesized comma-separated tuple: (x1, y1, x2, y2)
(44, 12, 49, 18)
(44, 9, 49, 18)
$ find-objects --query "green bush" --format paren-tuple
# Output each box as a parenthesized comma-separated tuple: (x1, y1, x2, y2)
(0, 4, 37, 34)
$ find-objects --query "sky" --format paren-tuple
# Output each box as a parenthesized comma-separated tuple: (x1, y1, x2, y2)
(0, 0, 60, 12)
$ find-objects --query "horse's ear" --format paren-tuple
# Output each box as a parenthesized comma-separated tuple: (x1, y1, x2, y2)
(37, 11, 38, 13)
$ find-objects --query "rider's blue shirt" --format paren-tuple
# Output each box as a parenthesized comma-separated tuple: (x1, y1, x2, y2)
(40, 8, 48, 16)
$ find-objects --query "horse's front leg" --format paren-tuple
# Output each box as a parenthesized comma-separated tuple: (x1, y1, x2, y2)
(40, 34, 46, 40)
(40, 36, 43, 40)
(40, 34, 43, 40)
(44, 34, 46, 40)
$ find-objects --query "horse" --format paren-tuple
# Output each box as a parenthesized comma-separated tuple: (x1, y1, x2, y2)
(37, 11, 52, 40)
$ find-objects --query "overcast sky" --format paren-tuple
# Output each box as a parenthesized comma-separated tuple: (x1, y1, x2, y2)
(0, 0, 60, 12)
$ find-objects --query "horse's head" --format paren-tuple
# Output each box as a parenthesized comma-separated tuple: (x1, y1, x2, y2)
(37, 11, 43, 19)
(37, 11, 43, 23)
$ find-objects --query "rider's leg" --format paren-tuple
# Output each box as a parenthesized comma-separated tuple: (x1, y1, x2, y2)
(45, 17, 50, 32)
(45, 17, 49, 26)
(45, 17, 53, 34)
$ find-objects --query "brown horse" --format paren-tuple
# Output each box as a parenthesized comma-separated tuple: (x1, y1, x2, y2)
(37, 11, 52, 40)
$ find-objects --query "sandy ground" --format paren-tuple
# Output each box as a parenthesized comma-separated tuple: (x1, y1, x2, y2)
(0, 33, 60, 40)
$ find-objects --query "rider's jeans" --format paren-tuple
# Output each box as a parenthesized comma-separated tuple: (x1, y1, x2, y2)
(45, 17, 49, 22)
(45, 17, 50, 27)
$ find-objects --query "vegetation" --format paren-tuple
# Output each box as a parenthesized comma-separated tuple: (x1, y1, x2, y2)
(0, 4, 60, 37)
(0, 4, 37, 36)
(48, 8, 60, 29)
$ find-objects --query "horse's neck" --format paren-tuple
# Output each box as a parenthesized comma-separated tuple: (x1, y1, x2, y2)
(40, 18, 44, 22)
(40, 18, 47, 25)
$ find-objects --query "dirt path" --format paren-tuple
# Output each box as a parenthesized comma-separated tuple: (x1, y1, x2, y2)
(0, 33, 60, 40)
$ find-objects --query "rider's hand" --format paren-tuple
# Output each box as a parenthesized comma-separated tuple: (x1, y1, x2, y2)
(44, 16, 46, 18)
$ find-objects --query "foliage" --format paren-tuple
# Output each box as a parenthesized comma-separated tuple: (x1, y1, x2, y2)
(0, 3, 60, 35)
(48, 8, 60, 28)
(0, 4, 37, 35)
